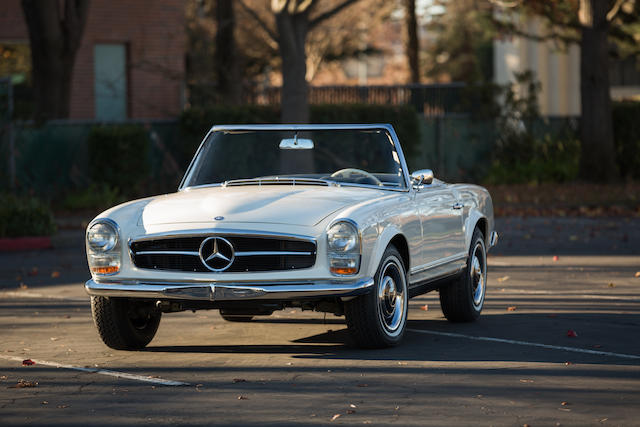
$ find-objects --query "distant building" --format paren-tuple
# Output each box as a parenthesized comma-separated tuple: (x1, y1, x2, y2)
(0, 0, 186, 120)
(494, 16, 640, 116)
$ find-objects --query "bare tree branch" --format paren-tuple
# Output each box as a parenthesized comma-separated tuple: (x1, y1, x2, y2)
(309, 0, 360, 29)
(607, 0, 629, 21)
(238, 0, 279, 43)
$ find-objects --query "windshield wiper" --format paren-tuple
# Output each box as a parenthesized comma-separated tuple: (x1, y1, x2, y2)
(222, 177, 339, 187)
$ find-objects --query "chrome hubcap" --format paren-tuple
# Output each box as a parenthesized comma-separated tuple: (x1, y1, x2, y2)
(377, 259, 406, 335)
(470, 242, 486, 308)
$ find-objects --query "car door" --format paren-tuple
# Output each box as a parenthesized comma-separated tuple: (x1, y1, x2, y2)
(412, 182, 466, 279)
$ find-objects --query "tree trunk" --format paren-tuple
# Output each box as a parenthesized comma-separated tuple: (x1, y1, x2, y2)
(21, 0, 90, 121)
(404, 0, 419, 83)
(215, 0, 242, 105)
(578, 0, 618, 181)
(275, 10, 310, 123)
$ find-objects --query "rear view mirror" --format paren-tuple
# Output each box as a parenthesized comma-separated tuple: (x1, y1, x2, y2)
(279, 136, 314, 150)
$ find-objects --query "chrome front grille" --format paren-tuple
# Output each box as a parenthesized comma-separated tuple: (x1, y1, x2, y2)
(130, 235, 316, 273)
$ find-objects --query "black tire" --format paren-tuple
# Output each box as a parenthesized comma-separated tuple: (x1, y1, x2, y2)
(219, 310, 254, 322)
(91, 296, 161, 350)
(439, 228, 487, 322)
(345, 245, 408, 348)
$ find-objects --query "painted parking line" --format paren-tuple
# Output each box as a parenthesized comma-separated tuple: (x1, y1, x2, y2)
(407, 329, 640, 360)
(0, 354, 189, 386)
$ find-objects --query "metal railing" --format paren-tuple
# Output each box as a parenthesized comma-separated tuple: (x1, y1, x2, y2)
(187, 83, 466, 116)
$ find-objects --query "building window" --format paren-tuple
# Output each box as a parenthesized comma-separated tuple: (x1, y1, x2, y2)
(94, 43, 127, 120)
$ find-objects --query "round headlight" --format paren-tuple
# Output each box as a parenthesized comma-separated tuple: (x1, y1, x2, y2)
(87, 221, 118, 252)
(327, 221, 358, 252)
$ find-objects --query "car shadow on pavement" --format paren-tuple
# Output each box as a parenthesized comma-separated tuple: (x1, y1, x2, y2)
(144, 312, 640, 366)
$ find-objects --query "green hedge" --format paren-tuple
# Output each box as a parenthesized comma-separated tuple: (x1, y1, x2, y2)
(179, 104, 421, 168)
(613, 102, 640, 180)
(87, 125, 150, 196)
(0, 194, 56, 238)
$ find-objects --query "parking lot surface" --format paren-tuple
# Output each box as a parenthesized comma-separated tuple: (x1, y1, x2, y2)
(1, 217, 639, 426)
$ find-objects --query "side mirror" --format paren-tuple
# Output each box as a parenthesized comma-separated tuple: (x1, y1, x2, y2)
(411, 169, 434, 186)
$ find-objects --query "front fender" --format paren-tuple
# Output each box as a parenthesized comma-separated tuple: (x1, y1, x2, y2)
(363, 224, 405, 278)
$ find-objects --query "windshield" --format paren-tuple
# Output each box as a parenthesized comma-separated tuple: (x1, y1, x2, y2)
(181, 128, 407, 189)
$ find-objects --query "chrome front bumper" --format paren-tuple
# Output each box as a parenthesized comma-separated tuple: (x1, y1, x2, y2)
(85, 278, 375, 301)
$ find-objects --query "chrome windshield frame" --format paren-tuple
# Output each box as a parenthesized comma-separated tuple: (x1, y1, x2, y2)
(178, 124, 412, 192)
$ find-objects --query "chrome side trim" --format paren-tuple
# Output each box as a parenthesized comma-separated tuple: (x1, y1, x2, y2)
(85, 277, 375, 301)
(409, 252, 468, 276)
(490, 231, 499, 248)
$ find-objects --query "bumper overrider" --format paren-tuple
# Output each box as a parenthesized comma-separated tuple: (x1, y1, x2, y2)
(85, 277, 375, 301)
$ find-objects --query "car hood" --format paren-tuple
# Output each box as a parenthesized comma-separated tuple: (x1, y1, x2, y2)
(139, 185, 387, 227)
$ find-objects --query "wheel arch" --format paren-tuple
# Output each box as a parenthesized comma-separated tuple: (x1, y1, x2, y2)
(366, 226, 411, 278)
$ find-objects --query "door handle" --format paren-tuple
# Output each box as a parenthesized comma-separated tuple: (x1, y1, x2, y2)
(452, 202, 463, 210)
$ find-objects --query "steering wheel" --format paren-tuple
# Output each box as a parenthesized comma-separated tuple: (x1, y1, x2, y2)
(330, 168, 382, 186)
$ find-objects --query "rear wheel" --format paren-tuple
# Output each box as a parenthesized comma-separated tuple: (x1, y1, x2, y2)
(439, 228, 487, 322)
(345, 245, 408, 348)
(91, 297, 161, 350)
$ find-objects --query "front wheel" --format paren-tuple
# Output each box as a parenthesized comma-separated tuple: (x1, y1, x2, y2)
(345, 245, 408, 348)
(439, 228, 487, 322)
(91, 297, 161, 350)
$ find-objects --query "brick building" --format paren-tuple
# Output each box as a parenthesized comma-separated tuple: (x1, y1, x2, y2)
(0, 0, 186, 120)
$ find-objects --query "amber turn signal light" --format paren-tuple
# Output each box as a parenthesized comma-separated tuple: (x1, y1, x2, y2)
(91, 266, 119, 274)
(330, 267, 358, 275)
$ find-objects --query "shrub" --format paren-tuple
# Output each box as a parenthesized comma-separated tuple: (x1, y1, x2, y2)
(613, 101, 640, 180)
(87, 125, 150, 197)
(0, 194, 56, 237)
(62, 183, 125, 211)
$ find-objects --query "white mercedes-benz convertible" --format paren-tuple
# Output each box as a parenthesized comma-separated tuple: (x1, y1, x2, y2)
(85, 124, 497, 349)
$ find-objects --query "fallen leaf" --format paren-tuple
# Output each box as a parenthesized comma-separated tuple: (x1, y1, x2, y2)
(232, 378, 246, 383)
(21, 359, 35, 366)
(507, 306, 517, 312)
(608, 282, 615, 288)
(635, 272, 640, 278)
(9, 379, 38, 388)
(331, 414, 341, 421)
(553, 255, 559, 262)
(50, 337, 59, 341)
(561, 401, 570, 406)
(349, 404, 357, 408)
(565, 362, 573, 366)
(41, 401, 48, 405)
(497, 276, 510, 282)
(237, 395, 248, 400)
(567, 330, 578, 338)
(51, 271, 60, 278)
(420, 304, 428, 311)
(519, 379, 534, 383)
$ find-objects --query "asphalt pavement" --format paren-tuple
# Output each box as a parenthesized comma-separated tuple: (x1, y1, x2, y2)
(1, 216, 639, 426)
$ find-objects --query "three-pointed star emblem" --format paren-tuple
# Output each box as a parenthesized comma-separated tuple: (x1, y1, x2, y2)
(199, 236, 235, 271)
(205, 238, 231, 262)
